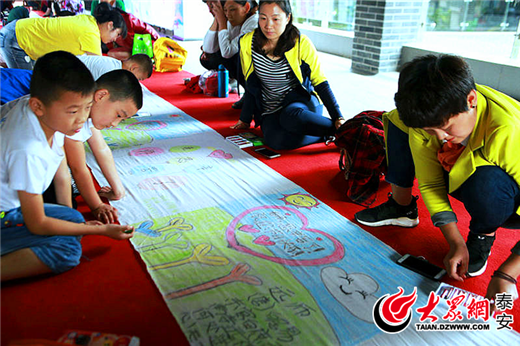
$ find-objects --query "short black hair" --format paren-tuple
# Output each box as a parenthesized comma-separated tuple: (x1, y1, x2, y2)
(30, 51, 96, 106)
(96, 70, 143, 110)
(394, 54, 476, 128)
(127, 53, 154, 78)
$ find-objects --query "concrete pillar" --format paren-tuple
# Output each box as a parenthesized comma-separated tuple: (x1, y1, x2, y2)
(352, 0, 426, 74)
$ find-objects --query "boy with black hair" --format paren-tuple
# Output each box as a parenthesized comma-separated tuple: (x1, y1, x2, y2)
(355, 54, 520, 281)
(126, 53, 154, 80)
(0, 51, 134, 282)
(77, 54, 154, 81)
(63, 69, 143, 224)
(1, 54, 152, 105)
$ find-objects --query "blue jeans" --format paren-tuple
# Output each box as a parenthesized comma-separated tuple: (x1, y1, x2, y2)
(449, 166, 520, 234)
(385, 121, 415, 188)
(386, 122, 520, 233)
(1, 204, 84, 273)
(0, 20, 35, 69)
(261, 95, 334, 150)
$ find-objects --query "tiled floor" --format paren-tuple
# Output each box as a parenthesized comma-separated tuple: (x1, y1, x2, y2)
(180, 40, 399, 120)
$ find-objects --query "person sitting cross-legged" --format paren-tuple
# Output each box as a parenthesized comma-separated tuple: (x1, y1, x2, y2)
(230, 0, 345, 150)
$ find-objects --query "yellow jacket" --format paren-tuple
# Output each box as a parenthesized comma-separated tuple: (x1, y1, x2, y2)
(238, 31, 343, 124)
(239, 31, 328, 87)
(385, 85, 520, 219)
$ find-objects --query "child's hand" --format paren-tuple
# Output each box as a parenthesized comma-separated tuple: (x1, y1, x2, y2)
(86, 220, 103, 226)
(212, 1, 227, 27)
(92, 202, 119, 224)
(335, 117, 346, 129)
(206, 1, 215, 16)
(104, 224, 135, 240)
(98, 186, 125, 200)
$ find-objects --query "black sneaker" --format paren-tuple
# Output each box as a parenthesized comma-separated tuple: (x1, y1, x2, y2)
(355, 193, 419, 227)
(466, 233, 495, 277)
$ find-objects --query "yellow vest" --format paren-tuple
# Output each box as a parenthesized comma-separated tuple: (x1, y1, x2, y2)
(16, 15, 101, 60)
(384, 85, 520, 217)
(239, 31, 328, 87)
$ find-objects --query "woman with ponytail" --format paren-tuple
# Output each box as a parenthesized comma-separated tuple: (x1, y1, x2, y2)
(231, 0, 345, 150)
(0, 2, 127, 69)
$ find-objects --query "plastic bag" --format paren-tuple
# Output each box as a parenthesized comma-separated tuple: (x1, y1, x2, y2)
(153, 37, 188, 72)
(198, 70, 219, 96)
(185, 75, 202, 94)
(132, 33, 153, 58)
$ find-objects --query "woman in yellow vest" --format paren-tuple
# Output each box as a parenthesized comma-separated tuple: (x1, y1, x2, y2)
(355, 54, 520, 281)
(0, 2, 127, 69)
(231, 0, 344, 150)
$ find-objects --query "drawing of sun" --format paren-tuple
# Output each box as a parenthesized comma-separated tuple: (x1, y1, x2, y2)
(280, 193, 319, 209)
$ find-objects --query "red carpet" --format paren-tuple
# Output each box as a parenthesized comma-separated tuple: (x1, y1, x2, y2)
(2, 70, 519, 345)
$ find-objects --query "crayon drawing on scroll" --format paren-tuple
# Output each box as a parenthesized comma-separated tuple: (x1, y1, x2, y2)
(86, 114, 438, 345)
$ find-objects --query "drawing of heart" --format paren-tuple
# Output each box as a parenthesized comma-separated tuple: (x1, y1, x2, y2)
(320, 266, 379, 323)
(239, 225, 260, 233)
(226, 206, 344, 266)
(253, 235, 275, 246)
(208, 150, 233, 159)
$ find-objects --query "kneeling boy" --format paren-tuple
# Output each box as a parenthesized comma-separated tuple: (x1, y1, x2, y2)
(0, 51, 134, 282)
(65, 69, 143, 224)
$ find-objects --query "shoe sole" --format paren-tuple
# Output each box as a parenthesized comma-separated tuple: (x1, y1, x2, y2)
(356, 217, 419, 228)
(467, 256, 490, 278)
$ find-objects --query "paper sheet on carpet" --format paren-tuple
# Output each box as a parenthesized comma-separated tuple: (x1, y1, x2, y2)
(137, 84, 184, 117)
(86, 101, 520, 345)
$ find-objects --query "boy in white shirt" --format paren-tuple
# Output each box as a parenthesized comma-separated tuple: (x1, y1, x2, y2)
(64, 69, 143, 224)
(0, 51, 134, 282)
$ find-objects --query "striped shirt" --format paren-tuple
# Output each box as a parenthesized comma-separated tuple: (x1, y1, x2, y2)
(252, 49, 299, 115)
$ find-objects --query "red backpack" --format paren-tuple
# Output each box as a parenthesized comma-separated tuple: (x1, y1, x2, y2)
(334, 110, 387, 206)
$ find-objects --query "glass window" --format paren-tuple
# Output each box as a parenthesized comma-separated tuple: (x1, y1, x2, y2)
(291, 0, 356, 32)
(427, 0, 520, 32)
